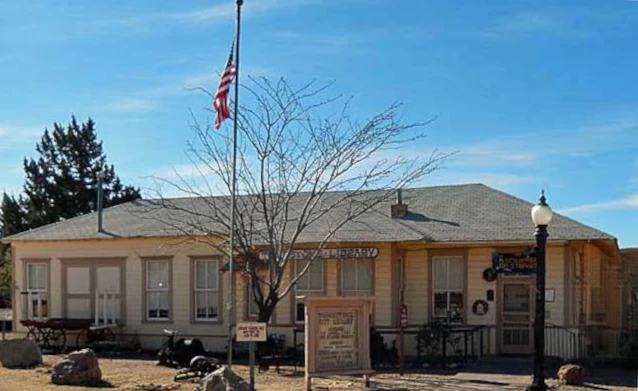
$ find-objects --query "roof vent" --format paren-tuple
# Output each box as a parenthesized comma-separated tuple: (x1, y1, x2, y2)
(391, 188, 408, 218)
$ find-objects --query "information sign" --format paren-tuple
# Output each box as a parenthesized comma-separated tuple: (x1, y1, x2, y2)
(236, 322, 267, 342)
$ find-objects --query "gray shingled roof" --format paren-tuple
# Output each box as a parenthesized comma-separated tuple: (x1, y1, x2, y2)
(2, 184, 615, 243)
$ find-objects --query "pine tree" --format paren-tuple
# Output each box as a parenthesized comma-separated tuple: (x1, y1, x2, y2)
(22, 116, 141, 228)
(0, 194, 27, 299)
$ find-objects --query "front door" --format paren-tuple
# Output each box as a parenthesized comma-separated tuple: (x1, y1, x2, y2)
(499, 277, 534, 354)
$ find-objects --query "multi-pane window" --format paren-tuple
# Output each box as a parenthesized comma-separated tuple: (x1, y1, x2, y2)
(247, 278, 265, 318)
(432, 256, 464, 322)
(194, 260, 219, 321)
(26, 262, 48, 319)
(146, 260, 170, 321)
(341, 259, 373, 296)
(294, 260, 323, 322)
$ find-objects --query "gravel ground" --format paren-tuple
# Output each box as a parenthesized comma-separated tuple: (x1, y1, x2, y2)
(0, 354, 635, 391)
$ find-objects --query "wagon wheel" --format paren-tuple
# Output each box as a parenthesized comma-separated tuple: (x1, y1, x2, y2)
(26, 328, 42, 344)
(46, 328, 67, 352)
(76, 329, 90, 348)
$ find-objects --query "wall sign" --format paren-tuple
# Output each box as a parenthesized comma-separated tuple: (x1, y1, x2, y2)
(472, 300, 489, 316)
(491, 251, 536, 275)
(545, 289, 555, 303)
(259, 247, 379, 261)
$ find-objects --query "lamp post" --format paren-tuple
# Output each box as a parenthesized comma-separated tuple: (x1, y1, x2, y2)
(527, 190, 553, 391)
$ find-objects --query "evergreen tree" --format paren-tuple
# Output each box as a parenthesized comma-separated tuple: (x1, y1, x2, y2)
(22, 116, 140, 228)
(0, 194, 27, 299)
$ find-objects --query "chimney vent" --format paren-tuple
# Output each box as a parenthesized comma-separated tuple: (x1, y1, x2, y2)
(391, 188, 408, 218)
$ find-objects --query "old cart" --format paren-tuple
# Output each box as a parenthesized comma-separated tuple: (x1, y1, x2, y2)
(20, 290, 118, 351)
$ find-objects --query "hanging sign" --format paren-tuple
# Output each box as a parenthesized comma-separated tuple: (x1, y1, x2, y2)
(259, 247, 379, 261)
(491, 251, 536, 274)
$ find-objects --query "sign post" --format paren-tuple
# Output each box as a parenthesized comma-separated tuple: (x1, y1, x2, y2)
(399, 304, 408, 375)
(0, 309, 11, 341)
(236, 322, 267, 391)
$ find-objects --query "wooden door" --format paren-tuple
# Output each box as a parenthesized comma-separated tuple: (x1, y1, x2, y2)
(499, 277, 534, 354)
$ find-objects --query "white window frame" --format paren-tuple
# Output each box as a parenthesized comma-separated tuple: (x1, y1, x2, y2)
(340, 258, 373, 297)
(25, 262, 48, 320)
(294, 259, 324, 323)
(432, 255, 464, 323)
(194, 259, 220, 322)
(145, 259, 170, 322)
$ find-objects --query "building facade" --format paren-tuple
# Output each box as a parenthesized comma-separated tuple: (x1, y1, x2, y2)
(4, 184, 623, 358)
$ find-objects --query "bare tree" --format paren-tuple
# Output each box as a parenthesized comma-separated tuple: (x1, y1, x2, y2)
(149, 78, 450, 322)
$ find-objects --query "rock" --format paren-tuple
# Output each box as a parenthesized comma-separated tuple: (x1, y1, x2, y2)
(557, 364, 586, 385)
(51, 348, 102, 386)
(135, 384, 181, 391)
(0, 338, 43, 369)
(197, 366, 249, 391)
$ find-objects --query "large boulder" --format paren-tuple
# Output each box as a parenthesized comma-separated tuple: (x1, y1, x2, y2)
(0, 338, 43, 368)
(557, 364, 586, 385)
(51, 348, 102, 386)
(197, 366, 249, 391)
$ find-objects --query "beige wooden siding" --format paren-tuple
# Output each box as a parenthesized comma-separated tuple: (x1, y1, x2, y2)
(326, 259, 338, 296)
(13, 239, 229, 351)
(274, 266, 291, 325)
(403, 249, 428, 326)
(466, 248, 496, 326)
(545, 245, 566, 326)
(374, 245, 392, 326)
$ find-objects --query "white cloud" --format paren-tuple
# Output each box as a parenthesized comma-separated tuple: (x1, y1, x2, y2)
(104, 98, 157, 113)
(116, 0, 319, 29)
(0, 124, 41, 149)
(559, 194, 638, 214)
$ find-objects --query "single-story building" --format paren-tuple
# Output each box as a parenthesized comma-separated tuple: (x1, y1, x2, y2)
(2, 184, 623, 358)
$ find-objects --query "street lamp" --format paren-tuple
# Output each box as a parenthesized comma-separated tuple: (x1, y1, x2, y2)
(527, 190, 553, 391)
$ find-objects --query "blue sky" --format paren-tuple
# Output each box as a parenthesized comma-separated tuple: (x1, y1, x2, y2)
(1, 0, 637, 248)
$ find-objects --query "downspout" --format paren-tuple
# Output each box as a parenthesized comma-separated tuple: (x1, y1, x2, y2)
(97, 172, 105, 233)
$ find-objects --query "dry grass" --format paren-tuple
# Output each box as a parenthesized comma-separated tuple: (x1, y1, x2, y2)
(0, 354, 635, 391)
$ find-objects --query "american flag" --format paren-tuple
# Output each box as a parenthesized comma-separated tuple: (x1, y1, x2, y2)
(213, 44, 236, 129)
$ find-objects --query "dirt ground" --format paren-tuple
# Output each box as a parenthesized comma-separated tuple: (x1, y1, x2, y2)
(0, 354, 635, 391)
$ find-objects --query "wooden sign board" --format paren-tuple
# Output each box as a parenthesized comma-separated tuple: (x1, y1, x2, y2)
(260, 247, 379, 261)
(492, 252, 536, 274)
(304, 297, 374, 391)
(0, 309, 11, 321)
(236, 322, 267, 342)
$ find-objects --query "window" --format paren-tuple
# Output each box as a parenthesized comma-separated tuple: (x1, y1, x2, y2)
(194, 260, 219, 321)
(247, 278, 265, 318)
(432, 256, 464, 322)
(341, 259, 373, 296)
(294, 259, 323, 322)
(25, 262, 48, 319)
(145, 260, 170, 321)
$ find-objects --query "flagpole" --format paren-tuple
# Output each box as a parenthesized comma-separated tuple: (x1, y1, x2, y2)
(228, 0, 243, 369)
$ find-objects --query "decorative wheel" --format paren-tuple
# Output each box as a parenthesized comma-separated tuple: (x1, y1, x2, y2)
(76, 329, 90, 348)
(26, 328, 42, 344)
(46, 328, 67, 351)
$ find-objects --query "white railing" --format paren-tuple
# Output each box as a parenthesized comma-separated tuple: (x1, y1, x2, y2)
(94, 289, 118, 328)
